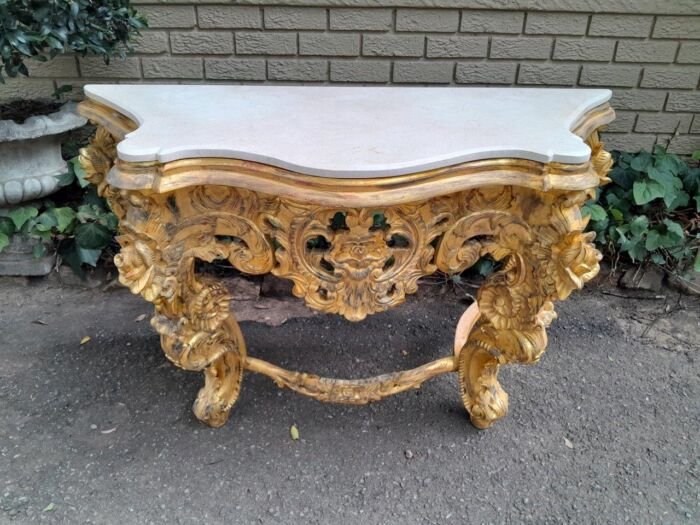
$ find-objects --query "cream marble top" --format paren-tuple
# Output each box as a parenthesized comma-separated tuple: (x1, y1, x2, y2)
(84, 85, 612, 178)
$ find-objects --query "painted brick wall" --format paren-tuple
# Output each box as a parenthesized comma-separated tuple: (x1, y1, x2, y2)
(2, 0, 699, 153)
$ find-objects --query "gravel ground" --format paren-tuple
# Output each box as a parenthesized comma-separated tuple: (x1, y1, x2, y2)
(0, 275, 698, 524)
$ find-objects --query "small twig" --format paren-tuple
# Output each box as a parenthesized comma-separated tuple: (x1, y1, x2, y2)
(601, 290, 666, 300)
(641, 292, 684, 338)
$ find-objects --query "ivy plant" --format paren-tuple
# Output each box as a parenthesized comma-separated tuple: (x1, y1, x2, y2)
(0, 0, 146, 82)
(0, 155, 118, 275)
(583, 146, 700, 274)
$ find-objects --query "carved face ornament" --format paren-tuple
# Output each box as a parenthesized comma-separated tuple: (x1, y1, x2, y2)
(328, 226, 390, 280)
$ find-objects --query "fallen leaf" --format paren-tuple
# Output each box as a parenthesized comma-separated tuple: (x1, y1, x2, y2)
(32, 319, 48, 325)
(80, 336, 91, 345)
(101, 427, 117, 434)
(564, 437, 574, 449)
(290, 424, 299, 441)
(43, 503, 55, 512)
(134, 314, 147, 322)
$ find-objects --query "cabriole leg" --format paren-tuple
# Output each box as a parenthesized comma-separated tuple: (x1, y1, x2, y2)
(80, 130, 275, 427)
(437, 186, 603, 429)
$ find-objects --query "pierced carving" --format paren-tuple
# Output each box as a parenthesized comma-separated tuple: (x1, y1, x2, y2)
(79, 120, 611, 430)
(264, 199, 454, 321)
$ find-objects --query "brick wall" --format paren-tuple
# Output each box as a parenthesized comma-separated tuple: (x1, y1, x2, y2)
(3, 0, 699, 153)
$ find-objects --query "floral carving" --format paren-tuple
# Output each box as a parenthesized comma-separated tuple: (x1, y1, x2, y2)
(80, 115, 612, 430)
(113, 233, 177, 303)
(78, 127, 116, 195)
(545, 230, 601, 299)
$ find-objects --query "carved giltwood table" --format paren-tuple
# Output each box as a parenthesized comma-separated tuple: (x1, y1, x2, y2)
(77, 85, 614, 429)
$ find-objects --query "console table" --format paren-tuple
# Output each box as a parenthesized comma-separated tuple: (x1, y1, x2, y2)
(78, 85, 614, 429)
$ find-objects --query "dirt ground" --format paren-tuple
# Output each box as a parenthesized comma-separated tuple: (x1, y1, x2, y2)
(0, 272, 698, 524)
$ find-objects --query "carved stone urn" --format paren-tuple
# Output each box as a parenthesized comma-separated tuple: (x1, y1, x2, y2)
(0, 102, 87, 275)
(0, 102, 86, 206)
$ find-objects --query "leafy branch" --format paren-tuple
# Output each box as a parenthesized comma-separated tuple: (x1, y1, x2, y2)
(0, 0, 146, 82)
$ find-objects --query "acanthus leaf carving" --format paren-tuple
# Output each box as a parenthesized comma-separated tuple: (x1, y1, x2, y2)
(79, 120, 612, 431)
(264, 198, 454, 321)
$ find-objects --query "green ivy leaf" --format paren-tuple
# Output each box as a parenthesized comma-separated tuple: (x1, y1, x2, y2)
(6, 207, 38, 230)
(651, 253, 665, 265)
(583, 203, 607, 221)
(0, 217, 15, 236)
(76, 204, 97, 222)
(609, 208, 624, 222)
(69, 157, 91, 188)
(626, 241, 648, 263)
(630, 150, 652, 172)
(32, 242, 46, 258)
(647, 165, 681, 192)
(633, 180, 665, 205)
(645, 230, 664, 251)
(474, 258, 494, 276)
(98, 212, 118, 231)
(662, 219, 685, 244)
(629, 215, 649, 236)
(0, 232, 9, 253)
(32, 212, 58, 232)
(653, 144, 668, 157)
(77, 246, 102, 267)
(666, 190, 690, 211)
(51, 207, 76, 233)
(74, 222, 112, 249)
(58, 239, 102, 276)
(681, 167, 699, 195)
(694, 250, 700, 272)
(31, 229, 52, 243)
(55, 170, 75, 187)
(609, 167, 636, 190)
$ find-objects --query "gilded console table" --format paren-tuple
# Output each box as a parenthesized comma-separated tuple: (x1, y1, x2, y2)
(77, 85, 614, 429)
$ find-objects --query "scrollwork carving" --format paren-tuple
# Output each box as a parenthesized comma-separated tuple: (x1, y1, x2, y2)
(79, 121, 612, 430)
(439, 186, 605, 429)
(264, 198, 454, 321)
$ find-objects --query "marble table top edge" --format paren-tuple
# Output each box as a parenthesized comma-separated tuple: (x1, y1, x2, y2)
(84, 84, 613, 179)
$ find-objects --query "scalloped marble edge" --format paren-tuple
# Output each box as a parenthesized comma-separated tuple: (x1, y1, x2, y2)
(83, 86, 614, 175)
(78, 98, 614, 208)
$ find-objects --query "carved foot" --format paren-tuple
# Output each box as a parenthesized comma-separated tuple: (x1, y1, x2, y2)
(457, 324, 509, 429)
(193, 342, 245, 427)
(151, 282, 247, 428)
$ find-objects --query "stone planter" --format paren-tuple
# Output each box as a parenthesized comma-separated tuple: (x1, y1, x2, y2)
(0, 102, 86, 275)
(0, 235, 54, 276)
(0, 102, 86, 206)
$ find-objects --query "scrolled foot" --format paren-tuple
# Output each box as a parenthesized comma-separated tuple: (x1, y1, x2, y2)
(458, 325, 509, 429)
(189, 317, 246, 428)
(193, 348, 244, 427)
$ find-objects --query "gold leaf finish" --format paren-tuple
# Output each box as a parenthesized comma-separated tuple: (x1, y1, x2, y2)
(78, 98, 612, 430)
